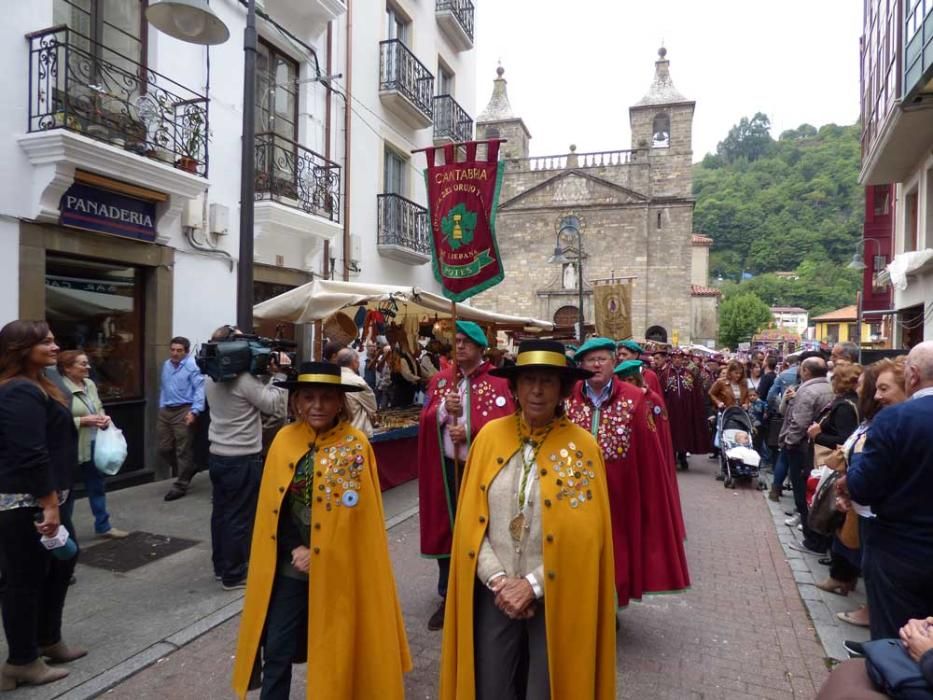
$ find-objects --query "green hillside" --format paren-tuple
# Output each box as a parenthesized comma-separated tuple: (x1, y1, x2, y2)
(693, 113, 863, 317)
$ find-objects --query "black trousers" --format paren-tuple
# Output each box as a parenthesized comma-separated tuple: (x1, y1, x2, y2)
(473, 585, 549, 700)
(260, 574, 309, 700)
(786, 446, 830, 551)
(862, 543, 933, 641)
(0, 506, 77, 665)
(209, 452, 262, 586)
(437, 456, 460, 598)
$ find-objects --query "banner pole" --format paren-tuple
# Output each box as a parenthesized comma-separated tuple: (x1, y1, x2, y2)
(450, 300, 461, 498)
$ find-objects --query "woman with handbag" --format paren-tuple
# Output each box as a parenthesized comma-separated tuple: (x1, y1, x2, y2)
(0, 321, 85, 690)
(58, 351, 128, 540)
(806, 362, 861, 595)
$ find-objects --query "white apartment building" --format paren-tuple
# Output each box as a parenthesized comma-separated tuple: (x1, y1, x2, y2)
(0, 0, 476, 480)
(769, 307, 808, 337)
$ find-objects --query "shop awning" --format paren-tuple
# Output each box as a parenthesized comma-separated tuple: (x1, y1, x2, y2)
(253, 279, 554, 330)
(46, 285, 134, 321)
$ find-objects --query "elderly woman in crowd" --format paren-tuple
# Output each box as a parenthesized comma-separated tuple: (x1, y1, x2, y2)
(440, 340, 616, 699)
(232, 362, 410, 699)
(57, 350, 128, 540)
(0, 321, 85, 690)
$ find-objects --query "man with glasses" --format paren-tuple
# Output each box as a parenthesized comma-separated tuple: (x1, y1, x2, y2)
(566, 338, 689, 609)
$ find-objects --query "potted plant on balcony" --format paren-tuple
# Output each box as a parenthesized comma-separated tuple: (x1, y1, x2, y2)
(176, 112, 204, 174)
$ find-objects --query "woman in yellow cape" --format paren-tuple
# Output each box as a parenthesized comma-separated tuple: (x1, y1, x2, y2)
(231, 362, 410, 699)
(440, 340, 617, 699)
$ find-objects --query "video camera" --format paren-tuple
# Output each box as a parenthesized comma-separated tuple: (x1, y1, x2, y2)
(196, 334, 297, 382)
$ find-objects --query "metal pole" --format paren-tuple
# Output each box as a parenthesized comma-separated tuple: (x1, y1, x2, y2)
(236, 0, 257, 331)
(576, 228, 585, 341)
(856, 289, 863, 364)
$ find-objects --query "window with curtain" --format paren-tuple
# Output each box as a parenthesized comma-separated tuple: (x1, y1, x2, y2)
(256, 40, 299, 141)
(53, 0, 145, 69)
(384, 148, 407, 195)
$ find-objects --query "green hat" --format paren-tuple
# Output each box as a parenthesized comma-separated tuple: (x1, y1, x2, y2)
(455, 320, 488, 348)
(617, 339, 643, 354)
(613, 359, 643, 378)
(574, 337, 616, 361)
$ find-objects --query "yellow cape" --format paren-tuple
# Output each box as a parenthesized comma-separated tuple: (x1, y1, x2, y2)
(439, 414, 617, 699)
(231, 420, 411, 699)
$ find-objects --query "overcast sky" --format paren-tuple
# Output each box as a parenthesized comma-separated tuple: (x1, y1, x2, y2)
(473, 1, 863, 162)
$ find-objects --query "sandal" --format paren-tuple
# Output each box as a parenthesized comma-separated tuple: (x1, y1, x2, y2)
(837, 606, 870, 627)
(815, 577, 856, 596)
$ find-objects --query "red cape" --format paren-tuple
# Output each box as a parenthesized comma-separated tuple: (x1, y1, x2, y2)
(643, 368, 666, 410)
(644, 387, 686, 543)
(417, 362, 514, 557)
(657, 364, 710, 454)
(567, 379, 690, 606)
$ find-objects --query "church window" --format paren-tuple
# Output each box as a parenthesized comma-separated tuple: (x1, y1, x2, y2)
(657, 211, 662, 229)
(651, 113, 670, 148)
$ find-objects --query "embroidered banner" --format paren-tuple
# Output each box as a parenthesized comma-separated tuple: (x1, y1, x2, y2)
(594, 279, 633, 340)
(422, 141, 505, 302)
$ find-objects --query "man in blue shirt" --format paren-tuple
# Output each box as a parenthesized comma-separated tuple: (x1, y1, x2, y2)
(160, 336, 205, 501)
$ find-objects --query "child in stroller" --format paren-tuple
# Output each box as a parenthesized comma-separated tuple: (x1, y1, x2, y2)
(718, 405, 767, 490)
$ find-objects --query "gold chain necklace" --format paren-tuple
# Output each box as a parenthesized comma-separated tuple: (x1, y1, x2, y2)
(509, 413, 554, 542)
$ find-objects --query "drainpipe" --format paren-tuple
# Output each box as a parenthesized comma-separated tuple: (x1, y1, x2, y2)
(342, 0, 352, 282)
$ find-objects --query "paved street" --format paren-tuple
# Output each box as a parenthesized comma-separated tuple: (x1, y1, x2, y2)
(104, 455, 830, 699)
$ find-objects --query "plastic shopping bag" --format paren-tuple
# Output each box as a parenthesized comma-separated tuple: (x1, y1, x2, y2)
(94, 424, 128, 476)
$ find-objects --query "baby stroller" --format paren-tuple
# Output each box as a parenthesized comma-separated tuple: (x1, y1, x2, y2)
(717, 406, 766, 490)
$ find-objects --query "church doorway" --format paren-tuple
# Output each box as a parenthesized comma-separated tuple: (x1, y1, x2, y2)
(554, 305, 580, 327)
(646, 325, 668, 343)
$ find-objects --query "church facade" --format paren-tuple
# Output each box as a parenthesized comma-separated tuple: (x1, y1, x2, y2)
(472, 49, 719, 346)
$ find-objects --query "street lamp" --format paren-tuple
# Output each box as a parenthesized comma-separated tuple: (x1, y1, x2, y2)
(845, 237, 888, 362)
(548, 214, 586, 341)
(147, 1, 259, 331)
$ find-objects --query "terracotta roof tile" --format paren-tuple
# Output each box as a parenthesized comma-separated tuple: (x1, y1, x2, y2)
(691, 284, 722, 297)
(691, 234, 713, 246)
(811, 305, 858, 322)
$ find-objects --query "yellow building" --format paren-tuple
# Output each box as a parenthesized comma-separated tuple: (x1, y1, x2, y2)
(811, 305, 884, 347)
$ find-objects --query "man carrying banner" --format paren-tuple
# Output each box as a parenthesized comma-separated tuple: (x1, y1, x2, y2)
(418, 321, 514, 630)
(566, 338, 689, 608)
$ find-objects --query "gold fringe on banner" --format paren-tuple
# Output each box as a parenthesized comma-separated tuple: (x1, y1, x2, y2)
(593, 280, 632, 340)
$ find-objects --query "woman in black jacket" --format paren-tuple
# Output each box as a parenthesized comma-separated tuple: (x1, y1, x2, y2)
(0, 321, 85, 690)
(806, 362, 861, 595)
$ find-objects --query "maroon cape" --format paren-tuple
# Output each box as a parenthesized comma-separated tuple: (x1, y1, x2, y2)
(417, 362, 514, 557)
(657, 363, 710, 454)
(567, 379, 690, 606)
(643, 368, 666, 410)
(644, 387, 686, 543)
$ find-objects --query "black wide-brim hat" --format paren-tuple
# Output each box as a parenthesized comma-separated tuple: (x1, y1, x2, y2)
(490, 340, 593, 381)
(273, 361, 364, 392)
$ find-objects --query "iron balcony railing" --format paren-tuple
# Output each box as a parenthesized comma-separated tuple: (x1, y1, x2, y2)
(27, 25, 210, 177)
(436, 0, 475, 43)
(255, 132, 341, 222)
(433, 95, 473, 143)
(379, 39, 434, 121)
(377, 193, 431, 256)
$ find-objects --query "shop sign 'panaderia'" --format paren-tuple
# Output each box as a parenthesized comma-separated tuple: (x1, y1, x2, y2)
(422, 141, 506, 302)
(60, 182, 157, 242)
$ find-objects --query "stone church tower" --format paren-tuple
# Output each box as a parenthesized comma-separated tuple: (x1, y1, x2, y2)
(473, 49, 717, 345)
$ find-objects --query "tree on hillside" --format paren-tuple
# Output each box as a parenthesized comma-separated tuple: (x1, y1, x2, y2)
(718, 292, 773, 349)
(716, 112, 773, 164)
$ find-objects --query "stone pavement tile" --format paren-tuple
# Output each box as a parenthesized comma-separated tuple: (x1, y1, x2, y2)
(106, 455, 829, 699)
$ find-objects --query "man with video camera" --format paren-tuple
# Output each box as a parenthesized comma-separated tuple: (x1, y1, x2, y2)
(198, 325, 289, 590)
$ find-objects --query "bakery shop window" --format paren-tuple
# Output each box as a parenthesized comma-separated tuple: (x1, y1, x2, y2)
(46, 255, 143, 400)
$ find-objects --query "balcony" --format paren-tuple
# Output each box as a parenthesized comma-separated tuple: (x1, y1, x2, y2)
(26, 26, 209, 176)
(253, 132, 342, 253)
(379, 40, 434, 130)
(262, 0, 346, 29)
(435, 0, 474, 51)
(433, 95, 473, 145)
(377, 193, 431, 265)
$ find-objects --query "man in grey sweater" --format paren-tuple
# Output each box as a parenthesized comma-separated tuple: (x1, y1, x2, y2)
(203, 326, 289, 590)
(779, 356, 834, 554)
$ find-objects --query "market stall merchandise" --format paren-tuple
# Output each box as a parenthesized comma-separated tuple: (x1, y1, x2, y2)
(253, 280, 553, 489)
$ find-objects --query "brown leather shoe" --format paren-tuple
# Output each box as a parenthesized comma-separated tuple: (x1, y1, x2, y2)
(767, 485, 781, 502)
(0, 659, 69, 690)
(40, 641, 87, 663)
